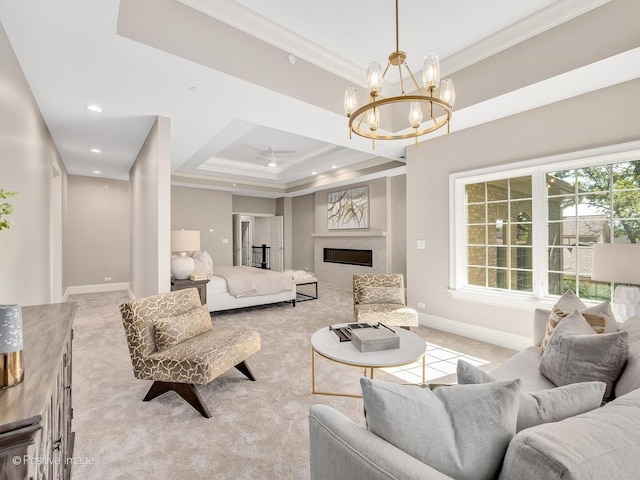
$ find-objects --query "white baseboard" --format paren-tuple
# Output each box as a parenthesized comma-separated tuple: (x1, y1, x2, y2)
(419, 312, 531, 352)
(63, 282, 130, 301)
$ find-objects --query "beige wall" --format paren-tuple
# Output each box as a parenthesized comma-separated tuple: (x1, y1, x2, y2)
(129, 116, 172, 298)
(0, 20, 67, 306)
(232, 195, 276, 215)
(389, 175, 407, 279)
(66, 176, 129, 287)
(291, 194, 315, 272)
(171, 186, 233, 265)
(406, 79, 640, 342)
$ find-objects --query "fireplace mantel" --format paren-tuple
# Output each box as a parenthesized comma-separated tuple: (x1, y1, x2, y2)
(311, 231, 386, 237)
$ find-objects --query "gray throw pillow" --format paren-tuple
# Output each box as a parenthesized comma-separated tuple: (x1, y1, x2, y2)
(360, 377, 520, 480)
(457, 359, 606, 432)
(615, 315, 640, 397)
(539, 310, 629, 399)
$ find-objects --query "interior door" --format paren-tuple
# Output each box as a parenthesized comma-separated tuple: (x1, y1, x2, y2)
(271, 215, 284, 272)
(232, 214, 241, 266)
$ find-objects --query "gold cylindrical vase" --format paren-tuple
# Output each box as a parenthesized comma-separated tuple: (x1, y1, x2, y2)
(0, 304, 24, 388)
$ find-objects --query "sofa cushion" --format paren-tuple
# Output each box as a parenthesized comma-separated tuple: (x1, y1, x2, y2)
(360, 377, 520, 480)
(615, 315, 640, 397)
(541, 289, 616, 351)
(457, 360, 606, 432)
(539, 310, 628, 399)
(153, 304, 212, 351)
(358, 286, 405, 305)
(499, 388, 640, 480)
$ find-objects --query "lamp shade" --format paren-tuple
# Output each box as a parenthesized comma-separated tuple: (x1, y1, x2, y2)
(591, 243, 640, 285)
(171, 230, 200, 253)
(0, 305, 22, 354)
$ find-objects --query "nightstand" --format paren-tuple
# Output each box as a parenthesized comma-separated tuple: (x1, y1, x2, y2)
(171, 277, 210, 305)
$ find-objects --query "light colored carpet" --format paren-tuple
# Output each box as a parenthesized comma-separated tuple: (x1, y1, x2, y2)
(68, 282, 515, 479)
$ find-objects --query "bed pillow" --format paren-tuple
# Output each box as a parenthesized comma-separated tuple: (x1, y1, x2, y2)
(540, 289, 616, 351)
(539, 310, 628, 399)
(614, 316, 640, 397)
(193, 250, 214, 276)
(153, 304, 212, 351)
(457, 360, 606, 432)
(358, 286, 405, 305)
(360, 377, 520, 480)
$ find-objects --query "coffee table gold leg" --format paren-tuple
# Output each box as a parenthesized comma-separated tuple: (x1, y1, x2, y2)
(311, 348, 317, 394)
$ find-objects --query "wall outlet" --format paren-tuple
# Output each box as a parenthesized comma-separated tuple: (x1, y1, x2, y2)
(416, 240, 426, 249)
(417, 301, 426, 309)
(104, 277, 111, 282)
(222, 238, 229, 244)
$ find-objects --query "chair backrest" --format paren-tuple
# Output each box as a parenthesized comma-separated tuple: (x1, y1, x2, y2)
(353, 273, 405, 306)
(119, 288, 201, 375)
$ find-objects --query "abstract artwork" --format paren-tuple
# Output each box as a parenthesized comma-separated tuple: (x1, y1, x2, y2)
(328, 187, 369, 229)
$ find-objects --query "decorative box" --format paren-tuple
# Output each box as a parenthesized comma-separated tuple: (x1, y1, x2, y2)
(349, 326, 399, 352)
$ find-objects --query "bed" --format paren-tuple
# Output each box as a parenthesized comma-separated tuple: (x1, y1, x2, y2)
(206, 265, 296, 313)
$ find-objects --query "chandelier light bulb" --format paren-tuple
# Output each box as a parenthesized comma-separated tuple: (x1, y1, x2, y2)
(344, 87, 358, 117)
(440, 78, 456, 107)
(366, 107, 380, 131)
(366, 61, 384, 96)
(422, 53, 440, 89)
(408, 102, 423, 128)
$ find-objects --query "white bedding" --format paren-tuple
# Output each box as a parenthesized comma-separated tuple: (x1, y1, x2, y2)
(206, 266, 296, 312)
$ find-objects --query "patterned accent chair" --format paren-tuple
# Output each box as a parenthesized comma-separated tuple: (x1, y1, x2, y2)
(353, 273, 419, 329)
(119, 288, 261, 418)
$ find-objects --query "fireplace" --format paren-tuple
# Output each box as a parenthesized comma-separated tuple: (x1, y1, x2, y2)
(323, 248, 373, 267)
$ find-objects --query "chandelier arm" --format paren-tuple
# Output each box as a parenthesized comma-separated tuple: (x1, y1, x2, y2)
(404, 64, 423, 94)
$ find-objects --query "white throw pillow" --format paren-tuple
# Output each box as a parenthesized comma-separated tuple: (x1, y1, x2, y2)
(456, 359, 606, 432)
(615, 316, 640, 397)
(360, 377, 520, 480)
(192, 250, 214, 276)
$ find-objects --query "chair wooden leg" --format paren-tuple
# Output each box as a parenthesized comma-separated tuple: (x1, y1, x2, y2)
(235, 360, 256, 381)
(143, 381, 212, 418)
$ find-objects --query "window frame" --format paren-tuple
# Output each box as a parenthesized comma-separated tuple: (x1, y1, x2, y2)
(449, 140, 640, 310)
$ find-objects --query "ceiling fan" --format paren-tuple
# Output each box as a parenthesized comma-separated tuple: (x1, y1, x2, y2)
(254, 147, 295, 168)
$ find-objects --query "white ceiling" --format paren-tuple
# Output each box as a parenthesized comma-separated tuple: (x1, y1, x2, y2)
(0, 0, 630, 197)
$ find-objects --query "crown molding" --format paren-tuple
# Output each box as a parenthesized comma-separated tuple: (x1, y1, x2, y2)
(180, 0, 611, 97)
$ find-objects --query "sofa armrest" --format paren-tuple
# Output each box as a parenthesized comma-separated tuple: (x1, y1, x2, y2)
(532, 308, 551, 347)
(309, 404, 453, 480)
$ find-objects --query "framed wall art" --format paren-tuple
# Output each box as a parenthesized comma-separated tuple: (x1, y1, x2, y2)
(327, 187, 369, 230)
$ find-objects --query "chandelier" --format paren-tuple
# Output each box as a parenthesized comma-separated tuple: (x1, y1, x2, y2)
(344, 0, 456, 149)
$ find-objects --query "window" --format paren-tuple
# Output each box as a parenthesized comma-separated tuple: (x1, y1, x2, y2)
(451, 142, 640, 305)
(465, 177, 533, 292)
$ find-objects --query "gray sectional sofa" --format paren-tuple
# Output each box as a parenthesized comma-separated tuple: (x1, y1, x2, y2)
(309, 308, 640, 479)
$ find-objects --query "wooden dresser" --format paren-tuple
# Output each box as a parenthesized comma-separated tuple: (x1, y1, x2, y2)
(0, 302, 76, 480)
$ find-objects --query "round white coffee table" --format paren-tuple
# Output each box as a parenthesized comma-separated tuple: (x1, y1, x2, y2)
(311, 324, 427, 398)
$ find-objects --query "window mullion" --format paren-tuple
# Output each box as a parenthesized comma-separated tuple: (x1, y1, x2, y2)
(532, 169, 548, 299)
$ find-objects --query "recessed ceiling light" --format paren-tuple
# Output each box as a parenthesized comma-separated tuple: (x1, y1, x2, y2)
(189, 86, 199, 93)
(331, 165, 338, 169)
(288, 54, 296, 65)
(312, 171, 317, 175)
(90, 148, 101, 153)
(85, 104, 104, 113)
(267, 160, 278, 167)
(92, 170, 101, 174)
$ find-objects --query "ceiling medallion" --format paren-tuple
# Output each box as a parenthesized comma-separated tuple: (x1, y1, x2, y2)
(344, 0, 456, 149)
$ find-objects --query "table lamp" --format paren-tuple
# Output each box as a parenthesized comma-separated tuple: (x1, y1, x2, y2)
(591, 243, 640, 321)
(171, 230, 200, 280)
(0, 304, 24, 388)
